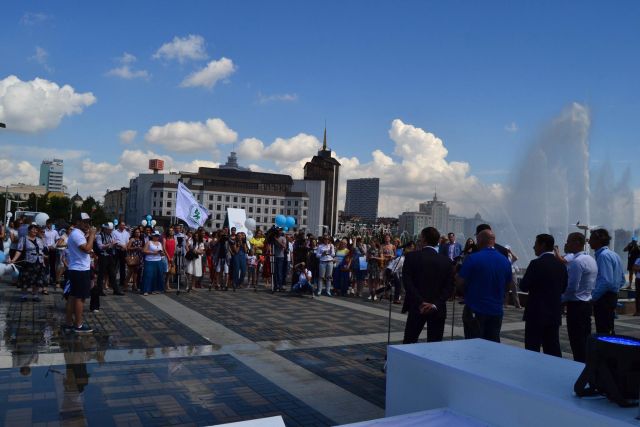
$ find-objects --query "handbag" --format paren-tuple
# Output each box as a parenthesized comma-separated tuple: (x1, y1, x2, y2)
(125, 255, 140, 267)
(185, 250, 197, 261)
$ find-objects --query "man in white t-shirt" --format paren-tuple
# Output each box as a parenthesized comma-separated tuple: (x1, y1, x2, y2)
(64, 213, 96, 334)
(112, 221, 131, 292)
(44, 219, 59, 286)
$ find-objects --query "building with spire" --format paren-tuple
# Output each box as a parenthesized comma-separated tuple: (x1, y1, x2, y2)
(303, 128, 341, 235)
(398, 192, 466, 237)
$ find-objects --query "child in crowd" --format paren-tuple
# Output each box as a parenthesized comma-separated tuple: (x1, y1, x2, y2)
(247, 249, 258, 290)
(292, 262, 313, 296)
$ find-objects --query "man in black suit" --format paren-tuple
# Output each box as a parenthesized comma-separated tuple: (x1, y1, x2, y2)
(402, 227, 454, 344)
(519, 233, 568, 357)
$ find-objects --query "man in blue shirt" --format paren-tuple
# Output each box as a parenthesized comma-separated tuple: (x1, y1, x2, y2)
(561, 232, 597, 362)
(456, 230, 513, 342)
(589, 228, 625, 335)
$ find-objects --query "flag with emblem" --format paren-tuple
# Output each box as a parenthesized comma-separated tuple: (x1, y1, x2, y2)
(176, 181, 210, 229)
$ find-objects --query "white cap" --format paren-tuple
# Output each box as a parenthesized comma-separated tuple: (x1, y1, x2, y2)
(80, 212, 90, 220)
(107, 222, 114, 230)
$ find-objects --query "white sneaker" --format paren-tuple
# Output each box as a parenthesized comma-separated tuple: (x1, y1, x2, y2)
(367, 295, 373, 300)
(373, 295, 377, 301)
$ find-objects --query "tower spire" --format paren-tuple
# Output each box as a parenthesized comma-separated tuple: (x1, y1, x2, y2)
(322, 122, 327, 151)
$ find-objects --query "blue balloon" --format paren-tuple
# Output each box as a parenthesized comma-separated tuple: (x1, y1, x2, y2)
(275, 214, 287, 228)
(283, 226, 289, 232)
(146, 215, 152, 222)
(113, 219, 119, 226)
(0, 252, 5, 263)
(285, 216, 295, 228)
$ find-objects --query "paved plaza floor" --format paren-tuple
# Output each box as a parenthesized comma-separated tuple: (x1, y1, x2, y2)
(1, 280, 639, 427)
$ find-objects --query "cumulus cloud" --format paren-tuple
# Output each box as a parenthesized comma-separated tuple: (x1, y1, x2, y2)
(0, 159, 39, 186)
(29, 46, 53, 72)
(106, 53, 149, 80)
(257, 92, 298, 104)
(235, 133, 320, 163)
(144, 117, 237, 153)
(153, 35, 208, 63)
(119, 129, 137, 144)
(180, 58, 236, 89)
(236, 138, 265, 160)
(0, 75, 96, 132)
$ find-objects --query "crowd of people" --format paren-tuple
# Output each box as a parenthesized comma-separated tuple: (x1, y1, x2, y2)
(1, 212, 635, 358)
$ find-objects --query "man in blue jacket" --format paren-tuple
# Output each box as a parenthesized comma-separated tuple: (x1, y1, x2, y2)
(439, 232, 462, 263)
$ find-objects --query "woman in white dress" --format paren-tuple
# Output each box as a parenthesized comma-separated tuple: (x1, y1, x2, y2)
(186, 230, 205, 290)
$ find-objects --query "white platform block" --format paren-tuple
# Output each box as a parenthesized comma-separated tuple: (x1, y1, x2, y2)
(339, 408, 488, 426)
(386, 339, 639, 427)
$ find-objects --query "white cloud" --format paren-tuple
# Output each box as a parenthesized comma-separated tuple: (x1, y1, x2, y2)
(0, 159, 39, 186)
(119, 130, 137, 144)
(180, 58, 236, 89)
(504, 122, 518, 133)
(153, 35, 208, 63)
(235, 133, 320, 164)
(20, 12, 51, 26)
(144, 117, 237, 153)
(106, 53, 149, 80)
(257, 92, 298, 104)
(236, 138, 265, 160)
(0, 75, 96, 132)
(29, 46, 53, 72)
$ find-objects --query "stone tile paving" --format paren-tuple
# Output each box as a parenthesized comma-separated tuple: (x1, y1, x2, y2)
(167, 289, 407, 341)
(0, 287, 208, 357)
(0, 354, 333, 427)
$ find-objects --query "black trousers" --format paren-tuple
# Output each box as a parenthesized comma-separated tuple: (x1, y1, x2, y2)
(462, 306, 502, 343)
(593, 291, 617, 335)
(48, 249, 57, 285)
(635, 278, 640, 314)
(403, 309, 446, 344)
(97, 255, 118, 293)
(566, 301, 592, 363)
(116, 249, 127, 289)
(524, 321, 562, 357)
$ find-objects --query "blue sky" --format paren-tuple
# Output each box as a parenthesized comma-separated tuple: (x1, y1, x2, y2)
(1, 1, 639, 217)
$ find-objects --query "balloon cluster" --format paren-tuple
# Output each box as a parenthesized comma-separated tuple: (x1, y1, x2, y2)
(141, 215, 156, 227)
(275, 215, 296, 231)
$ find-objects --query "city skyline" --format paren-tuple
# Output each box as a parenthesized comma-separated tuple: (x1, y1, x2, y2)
(1, 1, 639, 223)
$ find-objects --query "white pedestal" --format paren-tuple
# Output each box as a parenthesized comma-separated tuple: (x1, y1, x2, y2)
(386, 339, 639, 427)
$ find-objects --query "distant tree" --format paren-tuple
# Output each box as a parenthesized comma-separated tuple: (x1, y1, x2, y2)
(48, 196, 73, 223)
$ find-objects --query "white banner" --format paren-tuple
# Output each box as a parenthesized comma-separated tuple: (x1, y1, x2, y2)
(176, 181, 210, 229)
(227, 208, 252, 239)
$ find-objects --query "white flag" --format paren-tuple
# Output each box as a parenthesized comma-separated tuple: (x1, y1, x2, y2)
(176, 181, 210, 229)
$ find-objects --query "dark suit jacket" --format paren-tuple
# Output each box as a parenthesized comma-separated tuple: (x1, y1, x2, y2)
(401, 247, 454, 317)
(519, 253, 568, 326)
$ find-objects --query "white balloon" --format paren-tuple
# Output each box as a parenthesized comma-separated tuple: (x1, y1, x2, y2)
(151, 220, 157, 227)
(141, 219, 148, 226)
(34, 212, 49, 227)
(244, 218, 257, 231)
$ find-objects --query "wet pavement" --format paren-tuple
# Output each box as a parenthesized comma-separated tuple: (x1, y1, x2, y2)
(1, 280, 639, 426)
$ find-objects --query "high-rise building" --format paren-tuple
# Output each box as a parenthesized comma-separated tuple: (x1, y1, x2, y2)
(303, 128, 340, 235)
(39, 159, 64, 193)
(419, 193, 449, 234)
(344, 178, 379, 222)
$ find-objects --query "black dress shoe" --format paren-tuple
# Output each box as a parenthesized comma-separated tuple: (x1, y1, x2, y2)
(99, 292, 107, 296)
(113, 291, 125, 296)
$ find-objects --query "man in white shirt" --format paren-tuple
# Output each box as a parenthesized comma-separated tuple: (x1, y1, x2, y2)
(64, 213, 96, 334)
(44, 219, 60, 287)
(112, 221, 131, 292)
